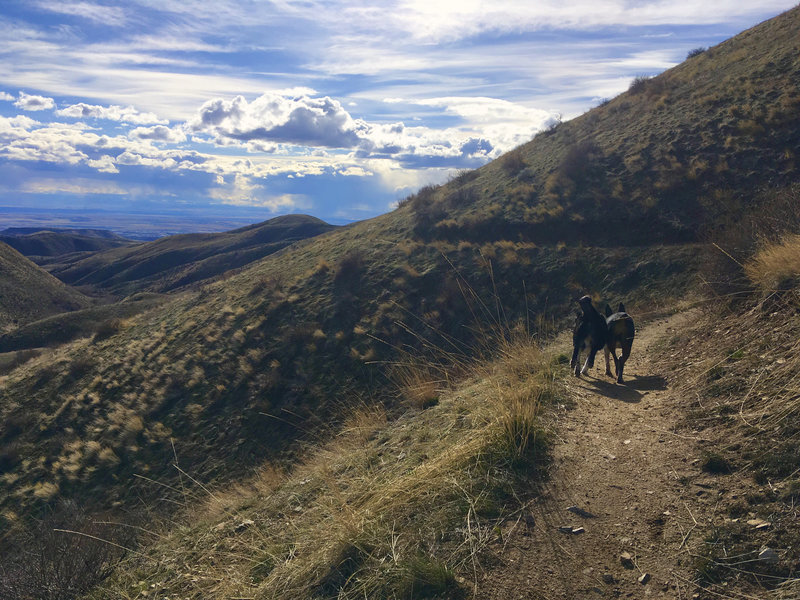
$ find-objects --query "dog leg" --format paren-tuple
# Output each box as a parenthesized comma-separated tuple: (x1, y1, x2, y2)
(617, 344, 631, 384)
(571, 346, 581, 376)
(580, 352, 593, 375)
(604, 347, 613, 377)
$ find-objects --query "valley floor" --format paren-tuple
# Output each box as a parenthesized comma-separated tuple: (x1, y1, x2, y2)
(480, 310, 768, 599)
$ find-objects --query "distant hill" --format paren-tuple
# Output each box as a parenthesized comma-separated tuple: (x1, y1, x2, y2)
(0, 227, 125, 239)
(0, 242, 91, 332)
(0, 229, 133, 259)
(1, 3, 799, 559)
(47, 214, 337, 295)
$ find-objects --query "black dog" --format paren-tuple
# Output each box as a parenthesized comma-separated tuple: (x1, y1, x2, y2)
(571, 296, 607, 377)
(604, 302, 635, 384)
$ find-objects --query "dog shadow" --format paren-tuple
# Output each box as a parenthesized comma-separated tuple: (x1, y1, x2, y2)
(578, 372, 666, 403)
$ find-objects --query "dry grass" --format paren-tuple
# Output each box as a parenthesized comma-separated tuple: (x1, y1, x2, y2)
(88, 338, 562, 600)
(744, 234, 800, 292)
(669, 277, 800, 594)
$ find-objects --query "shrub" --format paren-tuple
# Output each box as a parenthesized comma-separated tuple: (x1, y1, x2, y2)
(0, 502, 132, 600)
(93, 318, 123, 342)
(450, 169, 479, 185)
(687, 47, 706, 59)
(629, 75, 650, 94)
(334, 250, 365, 286)
(501, 148, 527, 175)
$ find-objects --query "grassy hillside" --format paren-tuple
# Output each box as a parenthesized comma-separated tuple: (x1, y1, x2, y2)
(0, 229, 132, 259)
(47, 214, 337, 296)
(1, 7, 800, 597)
(401, 6, 800, 245)
(0, 293, 168, 354)
(0, 242, 91, 333)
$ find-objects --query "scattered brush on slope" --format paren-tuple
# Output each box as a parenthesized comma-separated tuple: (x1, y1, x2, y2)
(88, 338, 562, 599)
(668, 233, 800, 596)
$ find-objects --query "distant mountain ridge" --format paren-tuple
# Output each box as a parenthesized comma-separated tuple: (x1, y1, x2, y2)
(0, 229, 133, 259)
(0, 227, 126, 239)
(46, 214, 337, 295)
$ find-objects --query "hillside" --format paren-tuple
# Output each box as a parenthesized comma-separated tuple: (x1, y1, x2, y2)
(0, 242, 91, 333)
(46, 214, 337, 296)
(0, 228, 132, 259)
(403, 6, 800, 245)
(1, 7, 800, 599)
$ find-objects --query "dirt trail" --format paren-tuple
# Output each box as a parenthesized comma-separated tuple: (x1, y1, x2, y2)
(482, 309, 719, 599)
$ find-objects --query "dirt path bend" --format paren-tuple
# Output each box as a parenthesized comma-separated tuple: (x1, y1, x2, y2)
(482, 309, 719, 599)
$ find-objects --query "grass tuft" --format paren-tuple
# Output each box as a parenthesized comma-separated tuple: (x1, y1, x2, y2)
(744, 233, 800, 292)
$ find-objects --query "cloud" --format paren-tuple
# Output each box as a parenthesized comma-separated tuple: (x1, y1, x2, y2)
(20, 177, 128, 195)
(209, 173, 308, 210)
(57, 102, 168, 125)
(35, 1, 128, 27)
(189, 92, 367, 148)
(14, 92, 55, 111)
(0, 91, 14, 101)
(129, 125, 186, 143)
(87, 155, 119, 173)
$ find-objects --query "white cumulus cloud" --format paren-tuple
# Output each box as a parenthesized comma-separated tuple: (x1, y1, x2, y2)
(57, 102, 168, 125)
(129, 125, 186, 143)
(189, 92, 368, 148)
(14, 92, 55, 111)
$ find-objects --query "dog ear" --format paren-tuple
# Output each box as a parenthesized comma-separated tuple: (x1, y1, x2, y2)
(605, 304, 613, 317)
(618, 302, 625, 313)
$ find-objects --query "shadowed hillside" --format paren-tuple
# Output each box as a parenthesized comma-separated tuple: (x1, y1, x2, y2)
(0, 242, 91, 333)
(0, 228, 132, 259)
(1, 8, 800, 597)
(47, 214, 337, 296)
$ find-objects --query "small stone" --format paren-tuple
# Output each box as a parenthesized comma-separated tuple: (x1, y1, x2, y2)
(759, 547, 779, 564)
(572, 526, 585, 534)
(602, 573, 616, 584)
(638, 573, 651, 585)
(524, 513, 536, 528)
(567, 505, 597, 518)
(233, 518, 254, 532)
(620, 552, 635, 569)
(747, 518, 771, 529)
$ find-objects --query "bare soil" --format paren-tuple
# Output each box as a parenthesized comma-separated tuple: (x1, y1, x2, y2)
(480, 309, 728, 599)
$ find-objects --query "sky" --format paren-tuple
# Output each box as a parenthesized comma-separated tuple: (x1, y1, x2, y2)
(0, 1, 796, 231)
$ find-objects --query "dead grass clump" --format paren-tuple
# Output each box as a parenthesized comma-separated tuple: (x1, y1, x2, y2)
(392, 364, 442, 409)
(744, 233, 800, 292)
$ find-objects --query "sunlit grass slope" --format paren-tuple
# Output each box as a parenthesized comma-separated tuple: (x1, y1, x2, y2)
(89, 339, 562, 600)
